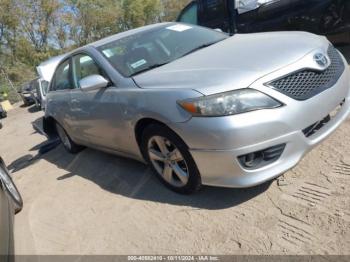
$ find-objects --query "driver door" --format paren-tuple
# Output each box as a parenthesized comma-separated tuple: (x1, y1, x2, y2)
(69, 53, 123, 151)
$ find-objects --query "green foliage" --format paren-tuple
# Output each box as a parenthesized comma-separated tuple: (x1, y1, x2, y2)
(0, 62, 36, 103)
(5, 63, 36, 86)
(122, 0, 161, 30)
(0, 78, 16, 103)
(161, 0, 191, 21)
(68, 0, 124, 45)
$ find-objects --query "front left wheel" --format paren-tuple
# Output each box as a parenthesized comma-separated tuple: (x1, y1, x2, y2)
(55, 123, 84, 154)
(141, 124, 202, 194)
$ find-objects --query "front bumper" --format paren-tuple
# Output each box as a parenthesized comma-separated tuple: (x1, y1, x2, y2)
(171, 56, 350, 188)
(19, 91, 36, 104)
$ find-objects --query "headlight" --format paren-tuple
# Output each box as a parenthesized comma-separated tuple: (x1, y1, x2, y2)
(0, 164, 23, 210)
(178, 88, 283, 117)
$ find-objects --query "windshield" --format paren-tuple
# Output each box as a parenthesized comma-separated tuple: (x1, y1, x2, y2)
(98, 24, 228, 77)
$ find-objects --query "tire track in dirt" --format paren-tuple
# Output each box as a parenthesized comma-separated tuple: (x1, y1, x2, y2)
(272, 181, 332, 251)
(333, 160, 350, 176)
(287, 178, 350, 223)
(278, 213, 316, 248)
(266, 188, 319, 250)
(334, 209, 350, 222)
(291, 182, 331, 207)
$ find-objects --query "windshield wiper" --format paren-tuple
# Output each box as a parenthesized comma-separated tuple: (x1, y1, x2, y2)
(129, 62, 170, 77)
(179, 41, 220, 59)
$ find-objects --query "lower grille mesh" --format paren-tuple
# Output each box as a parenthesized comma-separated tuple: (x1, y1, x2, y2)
(303, 99, 345, 138)
(303, 116, 331, 138)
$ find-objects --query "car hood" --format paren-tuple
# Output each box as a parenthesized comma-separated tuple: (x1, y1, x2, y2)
(37, 54, 66, 82)
(133, 32, 329, 95)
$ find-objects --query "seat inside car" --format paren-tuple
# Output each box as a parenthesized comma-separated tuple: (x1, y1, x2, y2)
(109, 54, 129, 76)
(126, 47, 153, 73)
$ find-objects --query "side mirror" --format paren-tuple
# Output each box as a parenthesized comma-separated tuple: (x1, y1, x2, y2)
(79, 75, 109, 91)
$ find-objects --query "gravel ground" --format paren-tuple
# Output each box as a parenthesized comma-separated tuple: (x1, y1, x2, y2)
(0, 48, 349, 255)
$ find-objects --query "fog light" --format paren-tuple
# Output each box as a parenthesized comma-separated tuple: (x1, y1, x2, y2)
(240, 152, 263, 168)
(238, 144, 286, 169)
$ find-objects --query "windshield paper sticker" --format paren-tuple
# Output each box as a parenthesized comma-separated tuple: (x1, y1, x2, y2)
(131, 59, 147, 69)
(102, 49, 114, 58)
(166, 24, 192, 32)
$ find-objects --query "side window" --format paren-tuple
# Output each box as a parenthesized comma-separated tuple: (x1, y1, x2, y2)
(178, 2, 198, 25)
(72, 54, 104, 88)
(51, 60, 71, 91)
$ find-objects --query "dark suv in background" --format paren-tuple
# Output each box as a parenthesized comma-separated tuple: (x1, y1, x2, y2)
(177, 0, 350, 42)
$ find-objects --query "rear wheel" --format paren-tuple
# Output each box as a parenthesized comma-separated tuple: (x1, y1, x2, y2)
(55, 123, 84, 154)
(141, 124, 202, 194)
(0, 161, 23, 213)
(0, 110, 6, 119)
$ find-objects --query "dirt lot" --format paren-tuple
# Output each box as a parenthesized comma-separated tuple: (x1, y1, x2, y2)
(0, 48, 350, 255)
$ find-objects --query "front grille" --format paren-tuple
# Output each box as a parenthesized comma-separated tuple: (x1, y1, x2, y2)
(268, 45, 345, 100)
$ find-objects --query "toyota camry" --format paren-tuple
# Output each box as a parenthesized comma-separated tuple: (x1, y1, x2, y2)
(0, 121, 23, 256)
(43, 23, 350, 194)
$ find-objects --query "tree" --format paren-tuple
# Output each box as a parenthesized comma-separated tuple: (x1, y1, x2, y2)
(68, 0, 123, 46)
(0, 0, 21, 61)
(19, 0, 62, 52)
(0, 0, 191, 100)
(160, 0, 191, 22)
(121, 0, 161, 30)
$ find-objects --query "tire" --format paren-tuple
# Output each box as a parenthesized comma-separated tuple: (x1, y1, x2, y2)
(55, 123, 84, 154)
(141, 124, 202, 194)
(0, 161, 23, 213)
(0, 110, 6, 119)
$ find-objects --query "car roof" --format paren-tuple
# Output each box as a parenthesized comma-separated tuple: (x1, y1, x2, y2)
(36, 22, 175, 79)
(89, 22, 174, 48)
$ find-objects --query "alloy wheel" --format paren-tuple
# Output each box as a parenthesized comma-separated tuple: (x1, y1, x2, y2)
(56, 124, 71, 150)
(147, 136, 189, 187)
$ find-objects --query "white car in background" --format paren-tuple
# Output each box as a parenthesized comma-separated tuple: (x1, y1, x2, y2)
(36, 55, 65, 110)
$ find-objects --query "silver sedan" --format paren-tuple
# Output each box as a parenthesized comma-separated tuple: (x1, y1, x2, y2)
(0, 121, 23, 256)
(44, 23, 350, 194)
